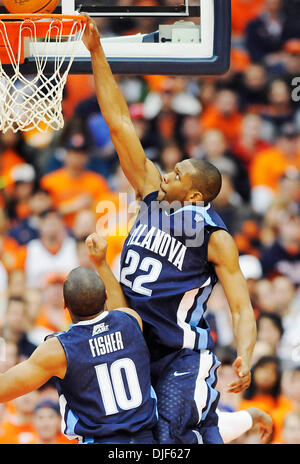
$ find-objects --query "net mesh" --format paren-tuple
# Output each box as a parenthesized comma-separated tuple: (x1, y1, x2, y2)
(0, 17, 86, 133)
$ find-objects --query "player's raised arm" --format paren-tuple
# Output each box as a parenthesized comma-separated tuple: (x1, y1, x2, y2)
(0, 337, 66, 403)
(86, 233, 142, 330)
(208, 230, 257, 393)
(82, 16, 162, 199)
(86, 233, 129, 310)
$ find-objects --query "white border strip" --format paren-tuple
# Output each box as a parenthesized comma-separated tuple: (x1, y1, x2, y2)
(28, 0, 215, 60)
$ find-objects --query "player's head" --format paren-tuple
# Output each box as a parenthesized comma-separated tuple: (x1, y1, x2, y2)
(63, 266, 106, 321)
(158, 158, 222, 205)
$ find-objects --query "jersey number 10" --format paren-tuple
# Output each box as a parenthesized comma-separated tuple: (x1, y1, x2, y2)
(95, 358, 143, 415)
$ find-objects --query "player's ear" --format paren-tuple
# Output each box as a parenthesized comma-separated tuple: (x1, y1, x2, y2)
(187, 190, 203, 203)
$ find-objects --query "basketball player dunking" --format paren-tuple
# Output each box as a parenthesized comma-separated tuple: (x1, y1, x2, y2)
(82, 17, 257, 444)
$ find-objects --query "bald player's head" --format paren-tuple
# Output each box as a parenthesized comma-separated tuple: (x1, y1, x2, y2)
(63, 267, 106, 318)
(158, 158, 222, 205)
(189, 159, 222, 203)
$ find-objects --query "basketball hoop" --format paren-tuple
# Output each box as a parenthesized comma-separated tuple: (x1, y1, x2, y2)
(0, 14, 87, 133)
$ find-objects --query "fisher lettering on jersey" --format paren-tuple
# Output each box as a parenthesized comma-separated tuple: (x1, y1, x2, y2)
(89, 331, 124, 358)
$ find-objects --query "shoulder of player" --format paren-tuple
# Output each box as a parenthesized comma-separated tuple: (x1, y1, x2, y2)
(207, 229, 238, 265)
(30, 336, 67, 373)
(111, 308, 143, 332)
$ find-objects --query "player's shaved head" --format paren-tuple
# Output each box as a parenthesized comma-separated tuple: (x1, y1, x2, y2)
(63, 267, 106, 318)
(189, 159, 222, 203)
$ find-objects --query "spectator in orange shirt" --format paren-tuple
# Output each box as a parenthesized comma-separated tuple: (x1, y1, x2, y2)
(233, 114, 270, 168)
(41, 133, 110, 228)
(201, 89, 243, 146)
(250, 123, 300, 214)
(0, 130, 25, 189)
(0, 209, 25, 273)
(0, 391, 39, 444)
(239, 356, 293, 442)
(231, 0, 265, 38)
(31, 401, 76, 444)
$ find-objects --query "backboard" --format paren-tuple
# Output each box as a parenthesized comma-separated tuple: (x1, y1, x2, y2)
(0, 0, 231, 76)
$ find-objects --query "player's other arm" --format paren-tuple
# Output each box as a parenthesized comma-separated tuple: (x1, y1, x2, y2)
(82, 16, 161, 199)
(0, 337, 66, 403)
(86, 233, 129, 310)
(208, 230, 257, 393)
(86, 233, 142, 330)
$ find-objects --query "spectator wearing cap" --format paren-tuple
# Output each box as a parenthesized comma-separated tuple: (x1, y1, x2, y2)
(6, 164, 36, 222)
(41, 134, 111, 228)
(24, 209, 79, 289)
(249, 122, 300, 214)
(31, 400, 76, 444)
(238, 254, 263, 306)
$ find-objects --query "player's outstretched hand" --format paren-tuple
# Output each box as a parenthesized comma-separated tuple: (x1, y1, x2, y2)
(86, 233, 108, 267)
(247, 408, 273, 444)
(82, 15, 101, 53)
(227, 356, 251, 394)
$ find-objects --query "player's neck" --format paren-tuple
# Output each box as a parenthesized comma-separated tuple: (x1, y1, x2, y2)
(70, 310, 104, 324)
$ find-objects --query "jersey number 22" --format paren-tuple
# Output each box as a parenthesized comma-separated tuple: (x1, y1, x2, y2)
(120, 250, 162, 296)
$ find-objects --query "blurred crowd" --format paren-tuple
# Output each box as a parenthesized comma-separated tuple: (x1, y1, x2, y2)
(0, 0, 299, 445)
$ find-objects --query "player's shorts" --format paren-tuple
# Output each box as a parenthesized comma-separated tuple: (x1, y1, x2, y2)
(150, 348, 223, 444)
(79, 430, 156, 444)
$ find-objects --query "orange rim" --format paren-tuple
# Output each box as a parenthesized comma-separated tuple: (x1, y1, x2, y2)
(0, 14, 87, 66)
(0, 14, 88, 22)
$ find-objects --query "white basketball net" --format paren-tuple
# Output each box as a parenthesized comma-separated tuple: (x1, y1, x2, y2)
(0, 18, 86, 133)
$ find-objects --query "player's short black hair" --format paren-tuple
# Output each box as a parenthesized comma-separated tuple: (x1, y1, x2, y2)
(63, 267, 106, 318)
(189, 159, 222, 203)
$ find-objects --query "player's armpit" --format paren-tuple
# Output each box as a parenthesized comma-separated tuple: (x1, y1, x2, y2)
(0, 337, 67, 403)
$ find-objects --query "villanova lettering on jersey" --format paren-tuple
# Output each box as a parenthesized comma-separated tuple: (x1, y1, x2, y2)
(54, 311, 157, 441)
(120, 191, 228, 361)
